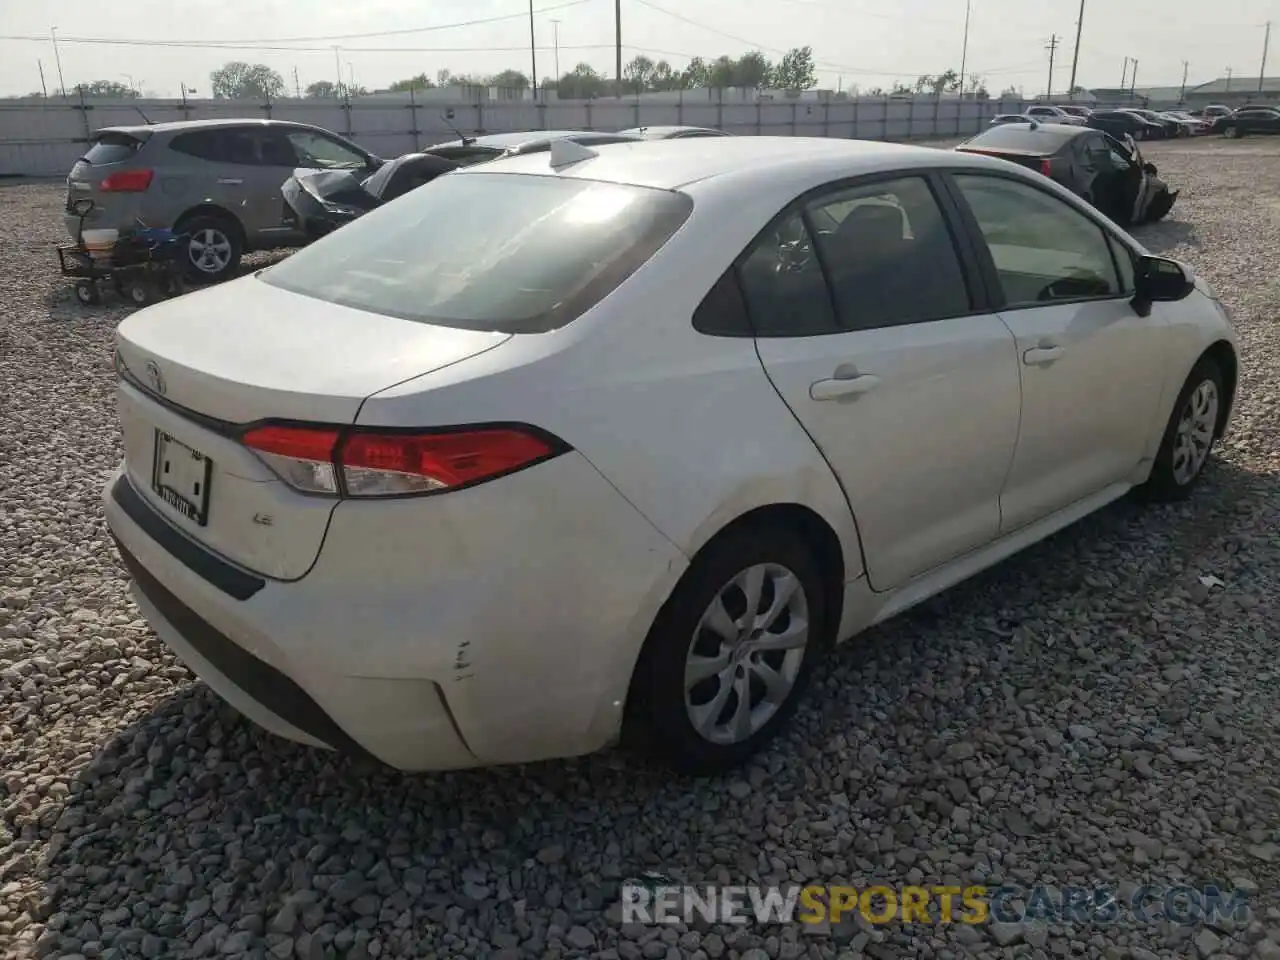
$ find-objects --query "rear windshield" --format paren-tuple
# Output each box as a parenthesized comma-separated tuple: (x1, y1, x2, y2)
(260, 172, 693, 333)
(965, 124, 1079, 151)
(82, 134, 143, 165)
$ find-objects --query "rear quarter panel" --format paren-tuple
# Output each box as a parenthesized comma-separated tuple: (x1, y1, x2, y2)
(355, 165, 869, 588)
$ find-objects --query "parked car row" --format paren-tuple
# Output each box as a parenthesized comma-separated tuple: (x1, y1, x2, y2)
(102, 123, 1238, 775)
(64, 120, 729, 283)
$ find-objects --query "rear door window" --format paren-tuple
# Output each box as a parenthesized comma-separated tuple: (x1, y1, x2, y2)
(169, 128, 260, 165)
(260, 172, 693, 333)
(805, 176, 972, 331)
(82, 134, 143, 165)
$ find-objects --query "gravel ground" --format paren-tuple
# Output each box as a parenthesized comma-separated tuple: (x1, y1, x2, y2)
(3, 139, 1280, 960)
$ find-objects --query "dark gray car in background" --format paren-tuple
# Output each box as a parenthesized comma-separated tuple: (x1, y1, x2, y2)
(64, 118, 381, 282)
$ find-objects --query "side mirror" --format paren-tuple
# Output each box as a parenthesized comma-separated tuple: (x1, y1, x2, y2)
(1133, 255, 1194, 315)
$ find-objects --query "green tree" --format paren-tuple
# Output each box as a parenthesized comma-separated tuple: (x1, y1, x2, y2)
(650, 60, 678, 91)
(305, 80, 338, 98)
(557, 63, 608, 99)
(734, 51, 773, 88)
(772, 46, 816, 91)
(623, 55, 656, 93)
(681, 57, 711, 88)
(210, 61, 285, 100)
(75, 80, 138, 98)
(388, 73, 436, 92)
(488, 69, 530, 90)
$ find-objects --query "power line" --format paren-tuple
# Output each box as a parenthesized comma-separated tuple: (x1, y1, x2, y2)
(0, 0, 594, 47)
(628, 0, 1042, 80)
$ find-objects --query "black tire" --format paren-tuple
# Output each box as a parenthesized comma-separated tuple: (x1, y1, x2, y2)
(161, 272, 186, 298)
(1139, 356, 1225, 502)
(1134, 127, 1146, 141)
(126, 281, 153, 307)
(1224, 125, 1241, 139)
(176, 213, 243, 283)
(625, 523, 831, 776)
(75, 281, 100, 306)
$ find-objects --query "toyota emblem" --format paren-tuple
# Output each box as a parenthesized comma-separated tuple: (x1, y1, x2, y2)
(144, 360, 166, 396)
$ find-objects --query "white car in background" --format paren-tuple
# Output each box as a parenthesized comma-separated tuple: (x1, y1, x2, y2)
(1024, 104, 1089, 126)
(105, 135, 1238, 776)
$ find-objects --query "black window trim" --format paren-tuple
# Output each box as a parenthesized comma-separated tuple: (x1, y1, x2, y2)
(694, 167, 997, 340)
(938, 167, 1142, 315)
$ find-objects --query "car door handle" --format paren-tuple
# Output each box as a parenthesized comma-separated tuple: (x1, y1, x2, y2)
(1023, 345, 1064, 365)
(810, 374, 881, 401)
(217, 178, 244, 185)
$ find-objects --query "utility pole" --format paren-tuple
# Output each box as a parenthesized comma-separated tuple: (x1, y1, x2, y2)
(1260, 21, 1271, 93)
(1121, 56, 1129, 89)
(1130, 59, 1138, 98)
(1225, 66, 1232, 92)
(50, 27, 67, 99)
(1067, 0, 1085, 98)
(550, 19, 561, 82)
(615, 0, 623, 98)
(333, 45, 343, 97)
(293, 67, 301, 99)
(959, 0, 971, 98)
(528, 0, 538, 98)
(1180, 60, 1189, 102)
(1045, 34, 1059, 99)
(347, 62, 355, 96)
(37, 60, 47, 99)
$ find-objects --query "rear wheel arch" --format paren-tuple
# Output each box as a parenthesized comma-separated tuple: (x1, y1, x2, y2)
(175, 204, 245, 244)
(620, 502, 845, 772)
(622, 502, 846, 707)
(700, 504, 846, 634)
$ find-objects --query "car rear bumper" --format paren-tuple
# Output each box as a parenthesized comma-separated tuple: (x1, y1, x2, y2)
(103, 451, 688, 771)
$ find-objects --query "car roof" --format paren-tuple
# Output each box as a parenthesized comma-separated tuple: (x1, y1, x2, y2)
(964, 121, 1090, 149)
(92, 118, 328, 138)
(429, 129, 634, 150)
(451, 135, 1012, 192)
(618, 125, 729, 138)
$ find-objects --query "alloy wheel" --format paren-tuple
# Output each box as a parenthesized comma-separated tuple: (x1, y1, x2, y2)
(683, 562, 810, 745)
(188, 228, 233, 275)
(1171, 379, 1219, 486)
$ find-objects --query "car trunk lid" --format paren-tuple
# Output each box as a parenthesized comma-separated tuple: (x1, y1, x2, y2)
(114, 276, 511, 579)
(955, 146, 1054, 177)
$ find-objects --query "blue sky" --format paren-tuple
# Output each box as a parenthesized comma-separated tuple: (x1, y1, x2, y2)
(1, 0, 1276, 97)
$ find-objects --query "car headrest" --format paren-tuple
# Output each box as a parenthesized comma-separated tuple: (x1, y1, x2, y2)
(834, 203, 909, 258)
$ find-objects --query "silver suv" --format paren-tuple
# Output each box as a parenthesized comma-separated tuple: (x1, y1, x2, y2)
(65, 119, 381, 282)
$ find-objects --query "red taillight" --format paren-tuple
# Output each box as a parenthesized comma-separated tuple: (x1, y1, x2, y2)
(1039, 158, 1054, 178)
(99, 169, 154, 192)
(241, 423, 563, 497)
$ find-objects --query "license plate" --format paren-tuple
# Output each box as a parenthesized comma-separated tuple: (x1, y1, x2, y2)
(152, 430, 213, 526)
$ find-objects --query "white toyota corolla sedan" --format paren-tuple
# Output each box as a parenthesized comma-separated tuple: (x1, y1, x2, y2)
(105, 135, 1238, 776)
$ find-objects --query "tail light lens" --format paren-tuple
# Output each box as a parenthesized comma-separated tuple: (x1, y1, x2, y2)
(1039, 158, 1054, 178)
(241, 423, 565, 497)
(100, 169, 154, 192)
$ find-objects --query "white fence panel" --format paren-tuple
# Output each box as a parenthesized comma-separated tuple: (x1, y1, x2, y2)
(1, 93, 1138, 177)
